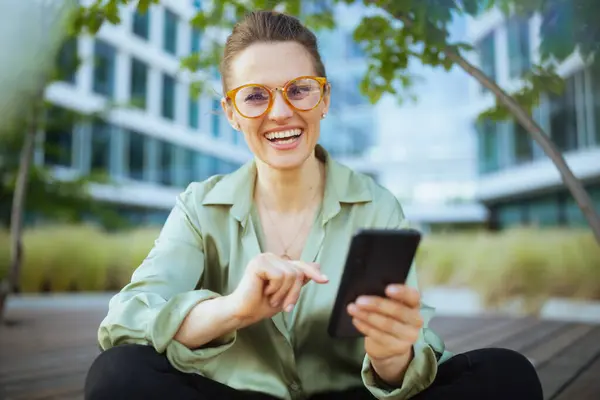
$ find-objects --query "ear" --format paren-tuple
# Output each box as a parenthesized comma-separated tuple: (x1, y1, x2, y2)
(321, 83, 331, 118)
(221, 97, 240, 131)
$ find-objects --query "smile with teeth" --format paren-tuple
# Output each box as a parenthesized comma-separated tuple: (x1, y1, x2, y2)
(264, 128, 303, 144)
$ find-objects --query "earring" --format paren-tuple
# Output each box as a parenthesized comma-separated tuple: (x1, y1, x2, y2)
(321, 113, 327, 119)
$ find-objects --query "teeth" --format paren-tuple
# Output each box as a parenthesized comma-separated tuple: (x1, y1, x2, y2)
(265, 128, 302, 140)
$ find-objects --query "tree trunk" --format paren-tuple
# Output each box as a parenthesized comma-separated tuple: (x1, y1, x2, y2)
(392, 12, 600, 245)
(0, 104, 40, 323)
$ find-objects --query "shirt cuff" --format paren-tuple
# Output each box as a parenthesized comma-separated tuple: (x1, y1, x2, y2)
(361, 342, 438, 399)
(149, 289, 237, 373)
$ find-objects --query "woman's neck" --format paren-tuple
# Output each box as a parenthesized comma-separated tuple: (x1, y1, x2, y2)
(254, 153, 324, 213)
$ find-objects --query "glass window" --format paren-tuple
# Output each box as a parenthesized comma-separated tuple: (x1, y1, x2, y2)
(477, 31, 496, 92)
(163, 9, 178, 55)
(591, 65, 600, 147)
(591, 184, 600, 213)
(565, 195, 588, 227)
(93, 40, 116, 98)
(93, 43, 115, 97)
(549, 74, 578, 152)
(191, 28, 201, 53)
(497, 203, 524, 229)
(127, 130, 146, 181)
(194, 152, 208, 181)
(211, 99, 220, 138)
(512, 119, 533, 164)
(477, 119, 500, 173)
(208, 155, 219, 176)
(528, 195, 560, 227)
(507, 15, 530, 79)
(189, 97, 199, 129)
(90, 119, 112, 174)
(158, 141, 174, 186)
(130, 57, 148, 109)
(132, 8, 150, 39)
(44, 105, 73, 167)
(185, 148, 195, 184)
(56, 37, 78, 84)
(162, 74, 175, 120)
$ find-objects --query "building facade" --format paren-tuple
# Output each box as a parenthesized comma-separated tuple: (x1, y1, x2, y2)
(467, 5, 600, 229)
(41, 0, 377, 227)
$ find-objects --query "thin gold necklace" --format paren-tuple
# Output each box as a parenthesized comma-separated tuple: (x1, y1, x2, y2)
(259, 181, 322, 260)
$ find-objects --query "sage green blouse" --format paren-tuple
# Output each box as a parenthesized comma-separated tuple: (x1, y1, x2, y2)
(98, 145, 452, 400)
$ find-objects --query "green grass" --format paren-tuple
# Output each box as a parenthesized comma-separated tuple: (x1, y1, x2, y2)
(0, 225, 598, 312)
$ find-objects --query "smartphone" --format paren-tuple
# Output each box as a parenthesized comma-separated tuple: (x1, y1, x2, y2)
(327, 228, 422, 339)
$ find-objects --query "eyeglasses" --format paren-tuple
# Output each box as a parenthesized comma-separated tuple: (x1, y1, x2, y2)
(225, 76, 329, 119)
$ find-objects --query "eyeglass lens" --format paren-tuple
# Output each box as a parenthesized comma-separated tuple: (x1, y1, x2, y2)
(234, 78, 323, 117)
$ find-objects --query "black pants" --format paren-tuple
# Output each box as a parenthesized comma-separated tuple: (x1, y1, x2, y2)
(84, 344, 543, 400)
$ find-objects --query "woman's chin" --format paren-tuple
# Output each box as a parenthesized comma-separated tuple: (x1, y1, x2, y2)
(262, 146, 315, 171)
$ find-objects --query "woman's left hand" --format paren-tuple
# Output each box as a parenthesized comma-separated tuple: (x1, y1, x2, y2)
(347, 284, 423, 362)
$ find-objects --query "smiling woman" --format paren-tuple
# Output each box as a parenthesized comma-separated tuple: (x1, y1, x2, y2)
(84, 10, 543, 400)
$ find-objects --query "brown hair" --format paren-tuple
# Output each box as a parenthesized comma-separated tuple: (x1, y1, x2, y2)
(220, 10, 327, 91)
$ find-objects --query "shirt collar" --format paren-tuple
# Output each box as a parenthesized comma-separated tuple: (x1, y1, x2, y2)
(202, 144, 373, 226)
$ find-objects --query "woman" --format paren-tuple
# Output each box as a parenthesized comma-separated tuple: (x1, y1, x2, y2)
(85, 10, 543, 400)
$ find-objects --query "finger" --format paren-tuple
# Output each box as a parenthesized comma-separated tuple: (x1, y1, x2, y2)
(269, 260, 299, 308)
(352, 317, 414, 354)
(348, 303, 420, 341)
(282, 272, 304, 312)
(290, 261, 328, 283)
(385, 285, 421, 308)
(355, 296, 423, 328)
(258, 255, 285, 296)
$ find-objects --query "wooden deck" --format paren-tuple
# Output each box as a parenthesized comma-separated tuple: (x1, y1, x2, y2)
(0, 295, 599, 400)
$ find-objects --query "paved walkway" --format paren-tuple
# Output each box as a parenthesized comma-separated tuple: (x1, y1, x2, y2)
(0, 294, 599, 399)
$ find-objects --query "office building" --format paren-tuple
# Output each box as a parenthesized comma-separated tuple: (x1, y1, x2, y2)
(467, 5, 600, 228)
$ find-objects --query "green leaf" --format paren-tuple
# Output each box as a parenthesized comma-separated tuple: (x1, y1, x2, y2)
(180, 54, 202, 72)
(104, 0, 121, 24)
(137, 0, 157, 14)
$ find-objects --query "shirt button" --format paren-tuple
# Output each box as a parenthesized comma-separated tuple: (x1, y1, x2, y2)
(290, 382, 301, 392)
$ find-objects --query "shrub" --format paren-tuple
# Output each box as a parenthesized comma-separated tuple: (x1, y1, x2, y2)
(417, 227, 600, 310)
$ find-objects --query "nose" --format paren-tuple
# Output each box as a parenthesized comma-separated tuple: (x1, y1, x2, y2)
(268, 90, 293, 122)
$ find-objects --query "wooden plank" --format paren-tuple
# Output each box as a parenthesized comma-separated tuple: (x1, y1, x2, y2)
(534, 326, 600, 400)
(429, 315, 499, 338)
(523, 324, 595, 368)
(4, 372, 88, 400)
(553, 354, 600, 400)
(449, 317, 541, 354)
(492, 320, 567, 355)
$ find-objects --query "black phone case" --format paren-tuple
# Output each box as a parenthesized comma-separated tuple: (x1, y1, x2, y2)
(327, 228, 422, 338)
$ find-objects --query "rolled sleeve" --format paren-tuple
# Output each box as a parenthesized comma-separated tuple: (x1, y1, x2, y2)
(361, 341, 438, 399)
(98, 185, 235, 372)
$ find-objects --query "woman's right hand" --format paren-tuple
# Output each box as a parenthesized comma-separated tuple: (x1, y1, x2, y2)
(227, 253, 329, 327)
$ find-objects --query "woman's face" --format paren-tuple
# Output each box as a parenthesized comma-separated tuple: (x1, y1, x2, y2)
(222, 41, 330, 170)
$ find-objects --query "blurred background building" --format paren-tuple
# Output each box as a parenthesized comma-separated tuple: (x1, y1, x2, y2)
(467, 6, 600, 229)
(35, 0, 600, 233)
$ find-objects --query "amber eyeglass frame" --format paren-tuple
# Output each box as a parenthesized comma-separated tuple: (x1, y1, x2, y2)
(225, 76, 329, 119)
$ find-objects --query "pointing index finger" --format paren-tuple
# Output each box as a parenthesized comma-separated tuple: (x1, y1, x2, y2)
(290, 261, 328, 283)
